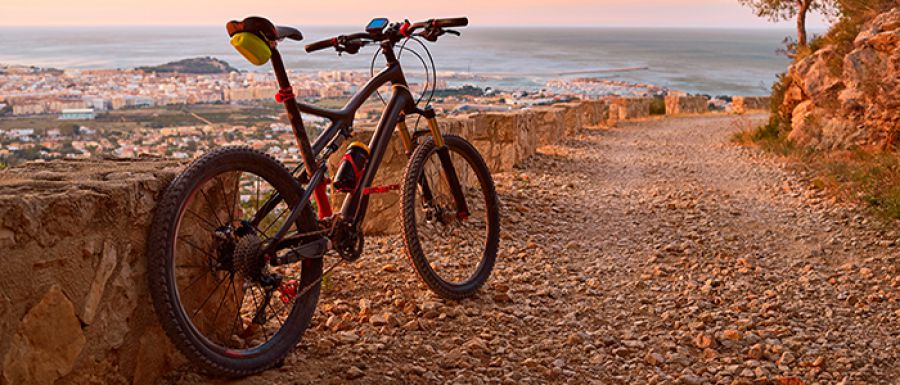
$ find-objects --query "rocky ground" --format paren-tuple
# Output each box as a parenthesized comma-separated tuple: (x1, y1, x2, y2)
(167, 114, 898, 385)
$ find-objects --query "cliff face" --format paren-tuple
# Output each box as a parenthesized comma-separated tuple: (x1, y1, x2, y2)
(781, 8, 899, 150)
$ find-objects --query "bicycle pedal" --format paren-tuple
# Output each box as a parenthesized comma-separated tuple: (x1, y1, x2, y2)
(270, 237, 330, 266)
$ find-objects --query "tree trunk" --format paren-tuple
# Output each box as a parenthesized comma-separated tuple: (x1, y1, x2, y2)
(797, 0, 811, 47)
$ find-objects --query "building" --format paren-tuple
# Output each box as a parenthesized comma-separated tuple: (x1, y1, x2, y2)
(59, 108, 96, 120)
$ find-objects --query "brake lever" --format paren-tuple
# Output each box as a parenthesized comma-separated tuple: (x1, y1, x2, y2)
(416, 29, 440, 42)
(445, 29, 461, 36)
(334, 36, 366, 55)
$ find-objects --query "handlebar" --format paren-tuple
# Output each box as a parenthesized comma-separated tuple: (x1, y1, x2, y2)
(304, 38, 336, 53)
(306, 17, 467, 54)
(305, 32, 371, 53)
(409, 17, 468, 31)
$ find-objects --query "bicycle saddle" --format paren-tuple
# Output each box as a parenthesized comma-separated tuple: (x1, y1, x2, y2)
(227, 16, 302, 42)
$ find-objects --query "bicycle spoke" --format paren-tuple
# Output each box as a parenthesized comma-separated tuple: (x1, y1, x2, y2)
(181, 268, 213, 293)
(211, 273, 235, 326)
(244, 219, 272, 241)
(186, 208, 219, 232)
(199, 188, 225, 228)
(247, 286, 271, 341)
(267, 293, 287, 330)
(178, 235, 221, 264)
(267, 294, 290, 328)
(229, 279, 247, 345)
(230, 175, 240, 223)
(217, 175, 234, 224)
(261, 207, 288, 236)
(191, 273, 230, 320)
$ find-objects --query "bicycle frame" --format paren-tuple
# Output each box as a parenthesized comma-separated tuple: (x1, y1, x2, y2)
(251, 43, 433, 255)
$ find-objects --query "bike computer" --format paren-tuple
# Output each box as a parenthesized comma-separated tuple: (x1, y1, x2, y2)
(366, 18, 389, 35)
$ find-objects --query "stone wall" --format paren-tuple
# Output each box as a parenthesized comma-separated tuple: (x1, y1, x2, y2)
(731, 96, 770, 114)
(0, 159, 187, 385)
(665, 95, 710, 115)
(608, 97, 652, 122)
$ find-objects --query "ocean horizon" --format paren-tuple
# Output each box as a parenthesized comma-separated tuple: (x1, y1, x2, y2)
(0, 26, 806, 96)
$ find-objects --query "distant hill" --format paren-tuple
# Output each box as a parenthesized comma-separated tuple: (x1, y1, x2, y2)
(136, 57, 239, 74)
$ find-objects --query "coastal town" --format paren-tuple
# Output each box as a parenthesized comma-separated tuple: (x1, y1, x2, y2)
(1, 58, 716, 166)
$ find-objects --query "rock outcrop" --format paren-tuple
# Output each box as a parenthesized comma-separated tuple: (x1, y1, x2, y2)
(0, 159, 186, 385)
(781, 8, 899, 149)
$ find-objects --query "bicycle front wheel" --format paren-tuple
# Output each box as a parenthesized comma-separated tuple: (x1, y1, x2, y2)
(400, 134, 500, 299)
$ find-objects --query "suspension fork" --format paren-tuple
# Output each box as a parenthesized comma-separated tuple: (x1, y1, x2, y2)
(397, 116, 437, 205)
(422, 107, 469, 218)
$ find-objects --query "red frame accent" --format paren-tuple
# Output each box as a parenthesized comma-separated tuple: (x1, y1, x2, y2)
(399, 21, 411, 37)
(363, 184, 400, 195)
(314, 184, 331, 219)
(275, 87, 295, 103)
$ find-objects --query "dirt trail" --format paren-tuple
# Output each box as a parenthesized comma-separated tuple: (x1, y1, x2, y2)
(171, 114, 898, 385)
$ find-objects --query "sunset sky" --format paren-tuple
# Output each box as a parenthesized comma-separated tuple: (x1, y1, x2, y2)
(0, 0, 831, 28)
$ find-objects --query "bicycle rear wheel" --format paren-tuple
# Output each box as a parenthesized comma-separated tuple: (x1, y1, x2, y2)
(147, 146, 322, 377)
(400, 134, 500, 299)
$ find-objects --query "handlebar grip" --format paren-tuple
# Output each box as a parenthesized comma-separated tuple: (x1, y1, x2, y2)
(305, 38, 335, 53)
(433, 17, 468, 28)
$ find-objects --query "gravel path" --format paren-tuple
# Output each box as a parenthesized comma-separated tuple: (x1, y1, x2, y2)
(172, 114, 898, 385)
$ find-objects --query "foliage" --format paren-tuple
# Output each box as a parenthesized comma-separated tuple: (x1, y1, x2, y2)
(731, 119, 797, 156)
(768, 72, 792, 129)
(738, 0, 839, 47)
(136, 57, 239, 74)
(813, 150, 900, 221)
(737, 0, 838, 23)
(431, 85, 485, 98)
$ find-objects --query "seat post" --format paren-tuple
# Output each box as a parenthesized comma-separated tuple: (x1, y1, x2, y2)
(270, 48, 316, 177)
(270, 48, 332, 218)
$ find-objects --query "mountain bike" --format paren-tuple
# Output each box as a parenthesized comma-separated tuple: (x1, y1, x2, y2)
(147, 16, 500, 376)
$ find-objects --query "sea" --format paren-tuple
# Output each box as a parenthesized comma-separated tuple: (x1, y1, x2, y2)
(0, 26, 805, 96)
